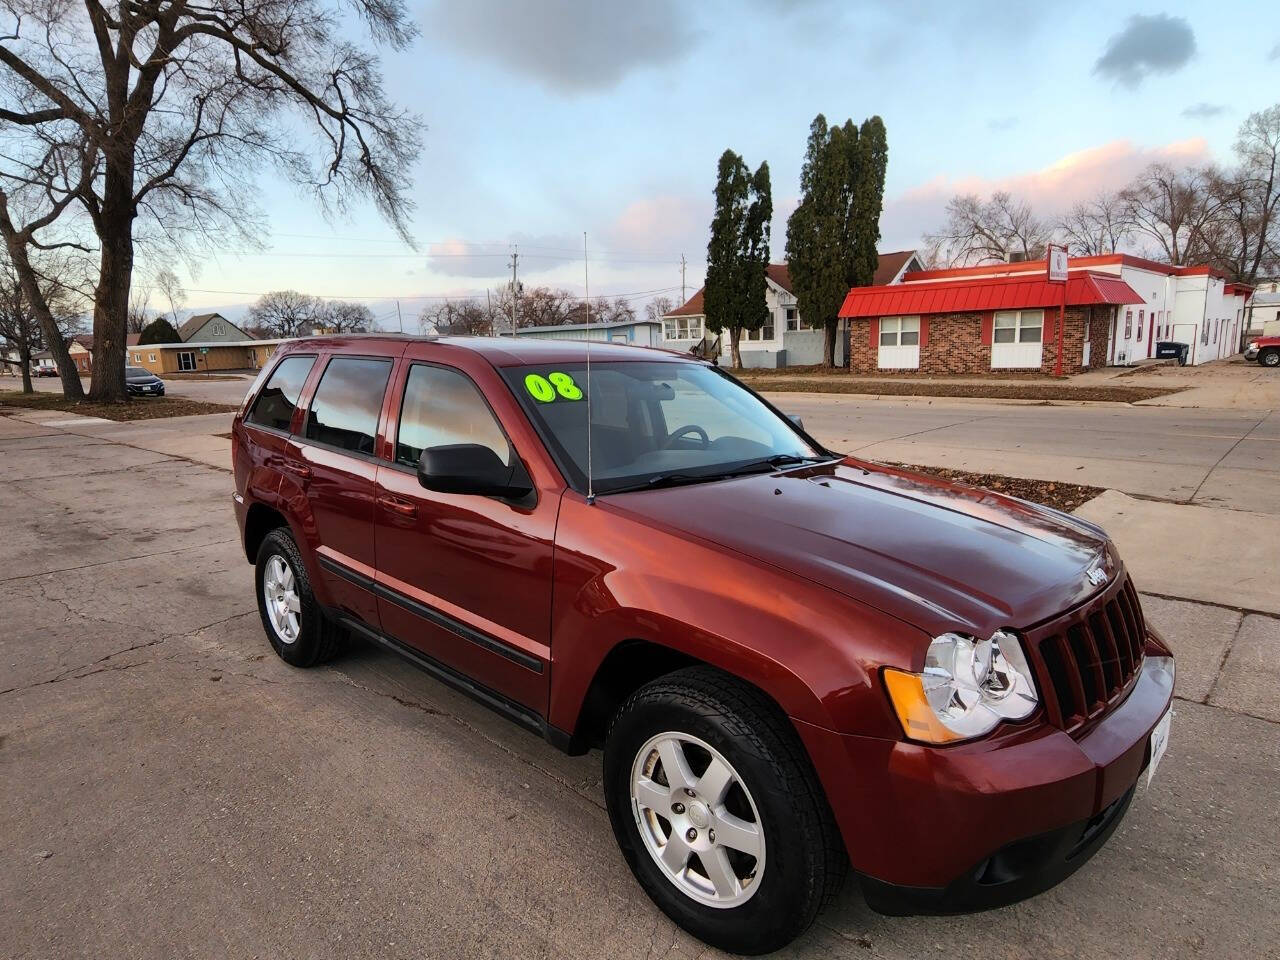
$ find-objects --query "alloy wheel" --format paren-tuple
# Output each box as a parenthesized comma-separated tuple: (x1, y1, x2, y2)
(629, 732, 766, 908)
(263, 554, 301, 644)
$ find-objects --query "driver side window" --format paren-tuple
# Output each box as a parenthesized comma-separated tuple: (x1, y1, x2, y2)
(396, 364, 510, 468)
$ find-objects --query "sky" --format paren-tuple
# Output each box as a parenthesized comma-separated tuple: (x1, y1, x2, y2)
(174, 0, 1278, 327)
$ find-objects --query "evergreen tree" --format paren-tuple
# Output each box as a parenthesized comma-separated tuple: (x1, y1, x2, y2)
(786, 114, 889, 367)
(136, 317, 182, 346)
(704, 150, 772, 368)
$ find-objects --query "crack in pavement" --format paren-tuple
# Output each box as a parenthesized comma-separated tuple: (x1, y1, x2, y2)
(0, 538, 239, 585)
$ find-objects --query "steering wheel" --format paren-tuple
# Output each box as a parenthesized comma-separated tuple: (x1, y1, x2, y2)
(664, 425, 710, 448)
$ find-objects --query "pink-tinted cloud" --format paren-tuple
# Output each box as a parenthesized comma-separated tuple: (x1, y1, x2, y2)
(880, 138, 1212, 248)
(604, 194, 709, 257)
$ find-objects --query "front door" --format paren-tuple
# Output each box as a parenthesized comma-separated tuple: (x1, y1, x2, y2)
(373, 360, 556, 711)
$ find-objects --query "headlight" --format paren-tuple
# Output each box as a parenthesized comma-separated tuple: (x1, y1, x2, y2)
(884, 630, 1039, 744)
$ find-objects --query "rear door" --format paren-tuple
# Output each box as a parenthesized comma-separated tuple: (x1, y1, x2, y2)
(372, 352, 560, 712)
(289, 352, 398, 629)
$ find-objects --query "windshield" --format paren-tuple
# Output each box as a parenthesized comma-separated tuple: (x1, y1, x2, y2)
(125, 366, 152, 379)
(503, 361, 827, 494)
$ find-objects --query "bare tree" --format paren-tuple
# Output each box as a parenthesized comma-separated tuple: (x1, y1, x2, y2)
(564, 296, 636, 326)
(923, 191, 1052, 266)
(154, 268, 186, 327)
(645, 295, 675, 322)
(1119, 163, 1224, 265)
(0, 252, 79, 393)
(1057, 192, 1132, 256)
(1204, 106, 1280, 284)
(321, 300, 375, 333)
(247, 290, 323, 338)
(0, 0, 422, 400)
(419, 299, 491, 336)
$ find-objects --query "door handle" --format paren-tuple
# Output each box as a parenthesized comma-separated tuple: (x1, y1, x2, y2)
(281, 461, 312, 480)
(377, 494, 418, 519)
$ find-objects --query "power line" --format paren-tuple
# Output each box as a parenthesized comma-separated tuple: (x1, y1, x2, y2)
(184, 284, 685, 301)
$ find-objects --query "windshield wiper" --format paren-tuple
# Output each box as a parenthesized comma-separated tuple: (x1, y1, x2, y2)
(603, 455, 833, 495)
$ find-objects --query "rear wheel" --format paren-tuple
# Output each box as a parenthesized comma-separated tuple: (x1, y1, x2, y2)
(1260, 347, 1280, 368)
(254, 527, 341, 667)
(604, 667, 845, 955)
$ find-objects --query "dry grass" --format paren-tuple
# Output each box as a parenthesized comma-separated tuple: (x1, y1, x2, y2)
(0, 390, 237, 421)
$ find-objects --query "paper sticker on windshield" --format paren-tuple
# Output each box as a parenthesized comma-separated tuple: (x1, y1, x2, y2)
(525, 371, 583, 402)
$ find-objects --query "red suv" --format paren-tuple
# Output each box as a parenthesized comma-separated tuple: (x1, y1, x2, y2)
(232, 335, 1175, 954)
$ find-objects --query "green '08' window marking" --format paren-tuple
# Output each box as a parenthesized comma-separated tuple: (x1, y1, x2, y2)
(525, 371, 583, 402)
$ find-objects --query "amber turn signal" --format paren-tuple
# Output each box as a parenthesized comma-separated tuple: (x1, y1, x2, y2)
(882, 669, 966, 745)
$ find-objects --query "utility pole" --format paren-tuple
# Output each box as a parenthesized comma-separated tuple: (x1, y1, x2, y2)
(508, 244, 519, 335)
(395, 300, 404, 334)
(486, 288, 493, 337)
(680, 253, 687, 304)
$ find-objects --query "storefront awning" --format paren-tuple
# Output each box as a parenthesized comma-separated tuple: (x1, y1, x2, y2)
(839, 271, 1145, 318)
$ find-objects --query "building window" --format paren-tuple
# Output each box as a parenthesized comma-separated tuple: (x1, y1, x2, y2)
(991, 310, 1045, 369)
(663, 316, 703, 341)
(1137, 309, 1144, 341)
(177, 351, 196, 371)
(148, 353, 157, 363)
(1124, 310, 1133, 338)
(993, 310, 1043, 344)
(743, 314, 776, 341)
(877, 317, 920, 369)
(1201, 320, 1209, 345)
(784, 307, 809, 331)
(133, 353, 141, 362)
(879, 316, 920, 347)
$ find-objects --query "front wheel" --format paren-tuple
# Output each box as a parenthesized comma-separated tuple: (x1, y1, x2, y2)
(604, 667, 845, 955)
(254, 527, 342, 667)
(1260, 348, 1280, 368)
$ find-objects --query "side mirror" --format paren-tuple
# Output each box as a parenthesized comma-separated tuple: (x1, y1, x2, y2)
(787, 413, 805, 431)
(417, 444, 533, 499)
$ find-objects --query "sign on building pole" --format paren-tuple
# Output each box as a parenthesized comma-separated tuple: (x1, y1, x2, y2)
(1046, 245, 1069, 376)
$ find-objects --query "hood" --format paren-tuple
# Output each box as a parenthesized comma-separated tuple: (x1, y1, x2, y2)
(606, 459, 1114, 640)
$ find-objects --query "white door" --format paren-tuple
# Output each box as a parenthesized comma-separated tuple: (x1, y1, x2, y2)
(991, 310, 1044, 369)
(878, 317, 920, 369)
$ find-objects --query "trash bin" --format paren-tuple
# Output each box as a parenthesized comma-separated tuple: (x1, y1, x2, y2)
(1154, 341, 1189, 365)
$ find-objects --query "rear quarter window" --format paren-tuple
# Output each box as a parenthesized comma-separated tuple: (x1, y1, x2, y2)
(246, 355, 315, 432)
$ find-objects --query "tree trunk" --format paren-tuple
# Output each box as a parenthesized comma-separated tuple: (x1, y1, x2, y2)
(18, 313, 33, 393)
(729, 327, 742, 369)
(822, 319, 838, 368)
(88, 174, 134, 403)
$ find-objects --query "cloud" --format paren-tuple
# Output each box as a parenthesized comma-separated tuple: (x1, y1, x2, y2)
(987, 116, 1019, 132)
(428, 0, 698, 93)
(1181, 102, 1226, 120)
(880, 138, 1212, 249)
(427, 234, 580, 278)
(1094, 14, 1195, 88)
(1269, 41, 1280, 61)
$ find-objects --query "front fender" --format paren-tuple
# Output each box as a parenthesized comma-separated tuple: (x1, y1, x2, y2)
(547, 494, 920, 742)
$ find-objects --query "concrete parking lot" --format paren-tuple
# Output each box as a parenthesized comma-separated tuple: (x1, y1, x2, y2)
(2, 372, 1278, 958)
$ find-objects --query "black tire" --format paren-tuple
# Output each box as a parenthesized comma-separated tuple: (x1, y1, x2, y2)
(603, 666, 846, 955)
(254, 526, 342, 667)
(1260, 348, 1280, 368)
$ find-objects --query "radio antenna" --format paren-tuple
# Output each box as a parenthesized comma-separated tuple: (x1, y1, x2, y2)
(584, 230, 595, 505)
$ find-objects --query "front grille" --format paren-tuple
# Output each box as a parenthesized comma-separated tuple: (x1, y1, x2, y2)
(1027, 575, 1146, 733)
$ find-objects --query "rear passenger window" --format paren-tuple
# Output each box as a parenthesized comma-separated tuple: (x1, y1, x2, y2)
(247, 356, 315, 432)
(397, 364, 510, 467)
(305, 357, 392, 455)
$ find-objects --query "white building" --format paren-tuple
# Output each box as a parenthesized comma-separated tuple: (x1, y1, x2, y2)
(1247, 281, 1280, 337)
(897, 254, 1253, 366)
(511, 318, 662, 347)
(662, 251, 923, 368)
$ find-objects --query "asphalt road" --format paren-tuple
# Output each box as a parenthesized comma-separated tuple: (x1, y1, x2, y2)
(767, 394, 1280, 514)
(1, 413, 1277, 959)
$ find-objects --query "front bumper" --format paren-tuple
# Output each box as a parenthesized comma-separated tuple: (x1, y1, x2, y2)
(1245, 346, 1259, 360)
(796, 651, 1173, 910)
(127, 383, 165, 396)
